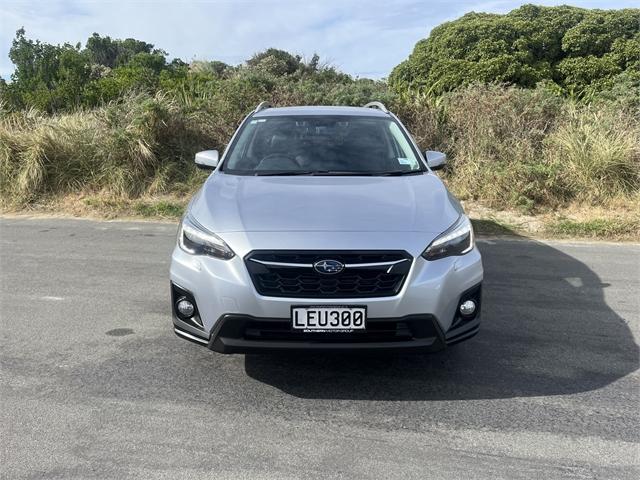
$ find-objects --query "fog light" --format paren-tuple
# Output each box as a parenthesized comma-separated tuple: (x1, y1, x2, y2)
(459, 300, 476, 316)
(176, 299, 195, 318)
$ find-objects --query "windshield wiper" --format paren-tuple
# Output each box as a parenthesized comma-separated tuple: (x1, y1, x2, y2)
(312, 170, 423, 176)
(254, 171, 318, 176)
(310, 171, 378, 176)
(253, 170, 423, 177)
(377, 170, 423, 176)
(254, 170, 374, 176)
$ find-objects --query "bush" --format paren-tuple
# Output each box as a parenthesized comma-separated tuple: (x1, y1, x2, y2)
(390, 5, 640, 96)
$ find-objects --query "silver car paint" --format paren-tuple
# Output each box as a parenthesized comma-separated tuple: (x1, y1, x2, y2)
(170, 106, 483, 342)
(190, 174, 460, 234)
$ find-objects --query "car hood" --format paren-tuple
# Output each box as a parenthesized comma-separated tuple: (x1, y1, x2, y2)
(189, 173, 460, 234)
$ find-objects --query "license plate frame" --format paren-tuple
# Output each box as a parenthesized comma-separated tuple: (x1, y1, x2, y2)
(291, 305, 367, 332)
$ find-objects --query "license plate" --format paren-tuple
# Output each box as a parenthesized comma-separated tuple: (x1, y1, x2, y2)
(291, 306, 366, 332)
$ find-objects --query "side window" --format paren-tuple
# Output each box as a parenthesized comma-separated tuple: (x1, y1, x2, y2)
(387, 122, 420, 170)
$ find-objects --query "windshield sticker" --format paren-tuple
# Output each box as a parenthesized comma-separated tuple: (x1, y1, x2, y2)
(398, 157, 412, 165)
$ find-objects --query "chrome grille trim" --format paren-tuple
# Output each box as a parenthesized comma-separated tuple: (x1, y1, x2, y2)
(248, 258, 410, 269)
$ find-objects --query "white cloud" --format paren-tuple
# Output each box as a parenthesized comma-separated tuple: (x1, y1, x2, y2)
(1, 0, 637, 80)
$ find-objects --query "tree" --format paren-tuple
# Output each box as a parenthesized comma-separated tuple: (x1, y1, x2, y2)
(85, 33, 119, 68)
(389, 5, 640, 96)
(3, 30, 176, 110)
(9, 28, 62, 91)
(6, 28, 91, 111)
(85, 33, 162, 68)
(190, 60, 232, 77)
(246, 48, 302, 76)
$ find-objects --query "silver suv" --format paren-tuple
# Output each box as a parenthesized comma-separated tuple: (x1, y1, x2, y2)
(170, 102, 483, 353)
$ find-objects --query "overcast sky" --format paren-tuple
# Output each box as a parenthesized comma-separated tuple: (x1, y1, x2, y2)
(1, 0, 637, 80)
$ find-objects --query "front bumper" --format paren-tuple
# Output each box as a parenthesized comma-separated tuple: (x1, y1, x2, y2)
(174, 306, 480, 353)
(170, 239, 483, 354)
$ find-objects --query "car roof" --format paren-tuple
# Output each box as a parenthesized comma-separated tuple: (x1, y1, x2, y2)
(253, 105, 390, 118)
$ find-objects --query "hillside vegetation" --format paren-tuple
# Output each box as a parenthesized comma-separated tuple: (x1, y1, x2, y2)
(390, 5, 640, 98)
(1, 5, 638, 238)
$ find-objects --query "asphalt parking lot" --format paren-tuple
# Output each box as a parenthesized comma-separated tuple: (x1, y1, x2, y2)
(1, 217, 638, 479)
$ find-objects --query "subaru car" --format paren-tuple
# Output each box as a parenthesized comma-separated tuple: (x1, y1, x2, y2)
(170, 102, 483, 353)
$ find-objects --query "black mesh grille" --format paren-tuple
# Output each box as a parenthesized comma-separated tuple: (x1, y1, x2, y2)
(244, 320, 413, 342)
(245, 250, 412, 298)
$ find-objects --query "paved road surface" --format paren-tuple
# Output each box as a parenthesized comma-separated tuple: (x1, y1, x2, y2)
(1, 217, 638, 479)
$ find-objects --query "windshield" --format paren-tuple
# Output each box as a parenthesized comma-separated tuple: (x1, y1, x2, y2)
(221, 115, 424, 175)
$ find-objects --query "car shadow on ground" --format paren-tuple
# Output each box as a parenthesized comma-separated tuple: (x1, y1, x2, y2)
(244, 228, 639, 401)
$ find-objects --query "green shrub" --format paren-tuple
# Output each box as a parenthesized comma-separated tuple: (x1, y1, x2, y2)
(390, 5, 640, 97)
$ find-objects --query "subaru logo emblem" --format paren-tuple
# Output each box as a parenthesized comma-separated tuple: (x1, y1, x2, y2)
(313, 259, 344, 275)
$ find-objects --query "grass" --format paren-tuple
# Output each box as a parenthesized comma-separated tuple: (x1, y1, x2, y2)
(436, 85, 640, 210)
(464, 200, 640, 241)
(79, 196, 187, 219)
(133, 200, 185, 218)
(0, 93, 213, 207)
(547, 218, 640, 239)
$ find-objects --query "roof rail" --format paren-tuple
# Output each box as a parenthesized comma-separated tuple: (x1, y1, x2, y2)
(363, 101, 388, 113)
(254, 101, 272, 113)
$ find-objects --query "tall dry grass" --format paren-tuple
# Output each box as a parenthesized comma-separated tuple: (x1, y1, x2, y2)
(546, 106, 639, 200)
(421, 85, 639, 210)
(1, 84, 638, 212)
(0, 92, 219, 206)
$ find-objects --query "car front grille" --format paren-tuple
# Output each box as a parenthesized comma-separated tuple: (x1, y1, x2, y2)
(244, 250, 413, 298)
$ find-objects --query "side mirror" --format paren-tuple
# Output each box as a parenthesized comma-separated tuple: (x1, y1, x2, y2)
(195, 150, 219, 170)
(425, 150, 447, 171)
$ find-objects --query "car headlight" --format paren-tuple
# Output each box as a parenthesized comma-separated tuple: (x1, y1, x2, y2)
(422, 215, 474, 261)
(178, 214, 235, 259)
